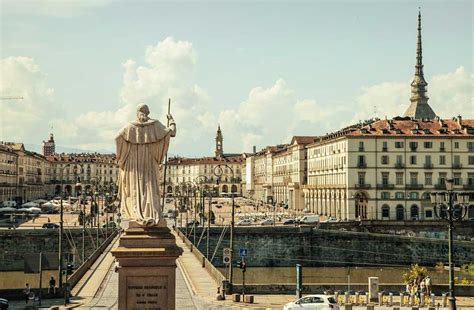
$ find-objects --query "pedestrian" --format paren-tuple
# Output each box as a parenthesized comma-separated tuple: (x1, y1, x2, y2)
(48, 276, 56, 295)
(24, 283, 30, 304)
(114, 259, 120, 272)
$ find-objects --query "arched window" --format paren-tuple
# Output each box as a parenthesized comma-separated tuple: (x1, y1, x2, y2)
(382, 204, 390, 219)
(231, 184, 238, 193)
(410, 205, 419, 220)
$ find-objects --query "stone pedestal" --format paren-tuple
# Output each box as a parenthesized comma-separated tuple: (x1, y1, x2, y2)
(112, 222, 183, 310)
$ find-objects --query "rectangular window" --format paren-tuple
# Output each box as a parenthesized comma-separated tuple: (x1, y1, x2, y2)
(358, 155, 366, 166)
(454, 155, 460, 165)
(381, 192, 390, 199)
(381, 155, 389, 165)
(425, 173, 432, 185)
(382, 141, 388, 151)
(359, 141, 364, 151)
(410, 155, 417, 165)
(454, 173, 462, 185)
(425, 210, 433, 218)
(424, 141, 432, 149)
(395, 192, 404, 199)
(382, 207, 390, 218)
(382, 172, 389, 185)
(469, 156, 474, 165)
(395, 141, 404, 148)
(396, 172, 404, 185)
(440, 155, 446, 165)
(468, 142, 474, 151)
(440, 142, 445, 151)
(410, 172, 418, 185)
(468, 173, 474, 185)
(358, 172, 365, 185)
(409, 141, 418, 151)
(396, 155, 403, 164)
(454, 142, 459, 149)
(439, 172, 447, 185)
(425, 155, 431, 164)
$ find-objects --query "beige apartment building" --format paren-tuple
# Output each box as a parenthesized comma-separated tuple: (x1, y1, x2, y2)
(47, 153, 118, 196)
(304, 117, 474, 221)
(165, 126, 244, 196)
(0, 144, 19, 202)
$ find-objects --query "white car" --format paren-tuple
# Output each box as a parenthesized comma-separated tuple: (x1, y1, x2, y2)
(300, 215, 320, 225)
(284, 295, 339, 310)
(236, 219, 252, 226)
(259, 219, 274, 226)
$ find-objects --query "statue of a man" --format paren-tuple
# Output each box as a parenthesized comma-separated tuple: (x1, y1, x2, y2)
(115, 104, 176, 226)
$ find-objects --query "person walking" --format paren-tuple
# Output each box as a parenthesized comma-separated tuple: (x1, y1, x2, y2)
(48, 276, 56, 295)
(24, 283, 30, 304)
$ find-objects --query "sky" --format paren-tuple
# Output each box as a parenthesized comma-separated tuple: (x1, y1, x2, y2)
(1, 0, 473, 157)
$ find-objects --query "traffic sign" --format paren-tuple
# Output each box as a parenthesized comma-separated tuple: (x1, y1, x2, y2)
(223, 247, 231, 258)
(223, 256, 231, 265)
(239, 248, 248, 257)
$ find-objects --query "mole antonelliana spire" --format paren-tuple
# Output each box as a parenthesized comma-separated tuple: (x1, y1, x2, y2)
(403, 9, 437, 120)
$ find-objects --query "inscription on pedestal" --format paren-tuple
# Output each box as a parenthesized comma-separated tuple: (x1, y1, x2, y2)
(126, 276, 168, 310)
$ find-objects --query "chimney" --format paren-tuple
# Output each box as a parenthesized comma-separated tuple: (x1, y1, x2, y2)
(253, 145, 256, 154)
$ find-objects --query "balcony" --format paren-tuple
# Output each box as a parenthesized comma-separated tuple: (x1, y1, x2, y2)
(355, 183, 371, 189)
(394, 163, 404, 169)
(424, 163, 433, 169)
(463, 184, 474, 190)
(378, 183, 395, 189)
(435, 184, 446, 190)
(406, 183, 424, 190)
(452, 163, 463, 169)
(357, 162, 367, 168)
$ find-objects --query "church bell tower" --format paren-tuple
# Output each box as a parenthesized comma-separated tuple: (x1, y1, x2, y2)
(215, 125, 223, 158)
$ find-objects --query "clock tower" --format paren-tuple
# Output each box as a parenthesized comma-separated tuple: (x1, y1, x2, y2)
(215, 125, 223, 158)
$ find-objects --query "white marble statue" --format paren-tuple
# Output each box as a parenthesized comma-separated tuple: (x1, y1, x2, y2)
(115, 104, 176, 226)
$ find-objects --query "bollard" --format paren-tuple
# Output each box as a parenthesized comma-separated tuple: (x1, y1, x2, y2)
(442, 294, 447, 308)
(232, 294, 241, 302)
(430, 293, 435, 306)
(400, 293, 405, 306)
(389, 292, 393, 306)
(244, 295, 254, 303)
(355, 292, 360, 305)
(344, 292, 350, 304)
(365, 292, 370, 305)
(420, 293, 425, 306)
(378, 292, 383, 305)
(335, 292, 339, 304)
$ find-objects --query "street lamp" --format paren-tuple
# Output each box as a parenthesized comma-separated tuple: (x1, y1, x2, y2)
(430, 178, 471, 310)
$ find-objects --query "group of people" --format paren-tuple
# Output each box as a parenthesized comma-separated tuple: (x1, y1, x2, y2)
(23, 277, 57, 305)
(406, 276, 432, 299)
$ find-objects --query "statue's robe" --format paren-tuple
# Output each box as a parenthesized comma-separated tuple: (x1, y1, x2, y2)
(115, 119, 176, 225)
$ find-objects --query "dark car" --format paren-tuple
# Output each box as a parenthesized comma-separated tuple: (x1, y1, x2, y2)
(42, 223, 59, 229)
(283, 219, 297, 225)
(0, 297, 8, 309)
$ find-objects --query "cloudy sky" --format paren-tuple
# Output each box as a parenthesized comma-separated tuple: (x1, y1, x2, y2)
(1, 0, 472, 157)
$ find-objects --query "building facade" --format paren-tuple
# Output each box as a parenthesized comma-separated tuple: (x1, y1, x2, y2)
(0, 144, 19, 202)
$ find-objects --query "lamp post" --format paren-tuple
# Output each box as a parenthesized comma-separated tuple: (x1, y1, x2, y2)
(58, 162, 73, 288)
(213, 164, 237, 286)
(430, 178, 471, 310)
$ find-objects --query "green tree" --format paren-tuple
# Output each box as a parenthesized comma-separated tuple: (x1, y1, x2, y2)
(402, 264, 428, 285)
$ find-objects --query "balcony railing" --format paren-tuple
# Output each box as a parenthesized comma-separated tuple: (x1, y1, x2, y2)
(355, 183, 371, 189)
(452, 163, 462, 169)
(435, 184, 446, 190)
(394, 163, 404, 169)
(463, 184, 474, 190)
(406, 183, 424, 189)
(424, 163, 433, 169)
(357, 162, 367, 168)
(378, 184, 395, 189)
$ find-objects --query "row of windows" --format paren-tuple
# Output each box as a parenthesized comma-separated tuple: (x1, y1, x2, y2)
(358, 141, 474, 151)
(358, 172, 474, 186)
(359, 155, 474, 166)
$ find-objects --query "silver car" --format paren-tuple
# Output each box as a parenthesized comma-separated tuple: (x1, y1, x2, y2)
(284, 295, 339, 310)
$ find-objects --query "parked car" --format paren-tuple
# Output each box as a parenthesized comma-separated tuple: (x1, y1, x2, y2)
(0, 297, 8, 310)
(1, 201, 17, 208)
(42, 223, 59, 229)
(259, 219, 274, 226)
(327, 217, 338, 223)
(187, 220, 199, 227)
(102, 221, 117, 228)
(300, 215, 320, 225)
(283, 218, 297, 225)
(236, 219, 252, 226)
(284, 295, 339, 310)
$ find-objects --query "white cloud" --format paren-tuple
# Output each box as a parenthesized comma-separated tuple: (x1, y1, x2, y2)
(350, 67, 474, 123)
(0, 56, 57, 143)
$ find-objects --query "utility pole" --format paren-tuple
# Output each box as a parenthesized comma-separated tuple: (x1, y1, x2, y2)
(207, 188, 212, 259)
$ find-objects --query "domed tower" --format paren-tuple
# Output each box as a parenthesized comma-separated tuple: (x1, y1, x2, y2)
(215, 125, 223, 158)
